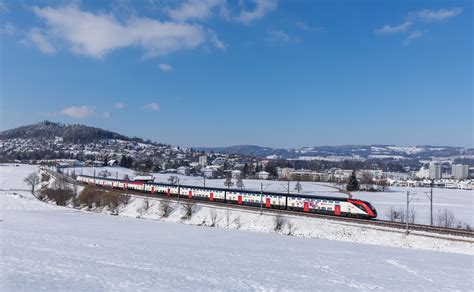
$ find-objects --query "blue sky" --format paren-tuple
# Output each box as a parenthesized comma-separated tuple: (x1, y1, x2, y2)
(0, 0, 472, 148)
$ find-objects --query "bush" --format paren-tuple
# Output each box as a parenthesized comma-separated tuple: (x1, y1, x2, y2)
(77, 186, 128, 211)
(160, 199, 173, 218)
(138, 199, 150, 217)
(273, 214, 284, 232)
(78, 186, 103, 209)
(436, 209, 456, 228)
(41, 173, 51, 182)
(40, 187, 74, 206)
(233, 215, 241, 229)
(181, 201, 195, 220)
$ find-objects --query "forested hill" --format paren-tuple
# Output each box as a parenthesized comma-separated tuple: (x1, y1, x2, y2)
(0, 121, 145, 144)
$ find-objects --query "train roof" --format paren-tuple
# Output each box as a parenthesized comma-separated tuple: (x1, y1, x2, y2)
(77, 174, 350, 202)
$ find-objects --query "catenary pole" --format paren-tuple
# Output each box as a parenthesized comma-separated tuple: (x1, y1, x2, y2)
(430, 188, 433, 226)
(406, 191, 409, 234)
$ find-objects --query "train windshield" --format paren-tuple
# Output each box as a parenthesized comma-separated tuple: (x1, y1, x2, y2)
(365, 201, 377, 217)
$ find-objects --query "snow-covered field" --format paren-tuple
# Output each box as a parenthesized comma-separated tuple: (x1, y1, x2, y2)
(1, 191, 473, 290)
(69, 166, 474, 225)
(354, 188, 474, 226)
(2, 164, 474, 290)
(67, 166, 341, 194)
(0, 164, 40, 190)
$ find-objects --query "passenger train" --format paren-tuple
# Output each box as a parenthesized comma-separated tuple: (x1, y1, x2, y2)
(76, 175, 377, 219)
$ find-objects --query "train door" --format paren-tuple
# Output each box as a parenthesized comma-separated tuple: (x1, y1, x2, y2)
(335, 205, 341, 215)
(167, 188, 171, 197)
(210, 192, 214, 201)
(266, 198, 271, 208)
(188, 190, 193, 199)
(303, 201, 309, 212)
(238, 195, 242, 205)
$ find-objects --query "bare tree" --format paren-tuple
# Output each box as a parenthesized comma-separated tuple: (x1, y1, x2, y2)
(360, 171, 374, 189)
(436, 208, 456, 228)
(224, 173, 234, 189)
(273, 214, 284, 231)
(286, 221, 295, 236)
(98, 170, 111, 178)
(398, 208, 406, 223)
(181, 201, 195, 220)
(233, 215, 241, 229)
(210, 209, 218, 227)
(235, 176, 244, 190)
(139, 198, 150, 217)
(160, 199, 173, 218)
(387, 206, 396, 222)
(168, 175, 179, 185)
(24, 172, 40, 195)
(294, 181, 303, 194)
(387, 207, 405, 223)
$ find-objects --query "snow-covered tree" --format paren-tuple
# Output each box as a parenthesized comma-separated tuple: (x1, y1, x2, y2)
(346, 170, 359, 192)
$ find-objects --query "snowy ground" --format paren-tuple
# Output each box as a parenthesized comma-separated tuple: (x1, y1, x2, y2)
(354, 188, 474, 226)
(67, 166, 341, 194)
(68, 166, 474, 225)
(2, 192, 474, 291)
(0, 164, 40, 190)
(1, 164, 474, 290)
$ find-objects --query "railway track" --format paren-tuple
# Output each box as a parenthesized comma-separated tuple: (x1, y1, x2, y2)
(44, 169, 474, 239)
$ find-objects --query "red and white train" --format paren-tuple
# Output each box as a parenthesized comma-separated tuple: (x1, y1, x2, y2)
(77, 175, 377, 219)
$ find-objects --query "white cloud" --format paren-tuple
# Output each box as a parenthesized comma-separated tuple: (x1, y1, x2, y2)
(0, 0, 9, 14)
(60, 106, 95, 118)
(238, 0, 277, 24)
(374, 21, 412, 35)
(403, 30, 426, 46)
(159, 63, 173, 71)
(209, 29, 225, 49)
(103, 112, 111, 119)
(166, 0, 225, 22)
(144, 102, 160, 111)
(30, 5, 223, 58)
(295, 21, 326, 32)
(114, 102, 125, 109)
(27, 28, 56, 54)
(2, 22, 16, 36)
(417, 8, 463, 21)
(266, 29, 290, 43)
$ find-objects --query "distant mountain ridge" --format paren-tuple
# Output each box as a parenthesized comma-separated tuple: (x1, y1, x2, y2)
(1, 121, 471, 160)
(197, 144, 472, 160)
(0, 121, 144, 144)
